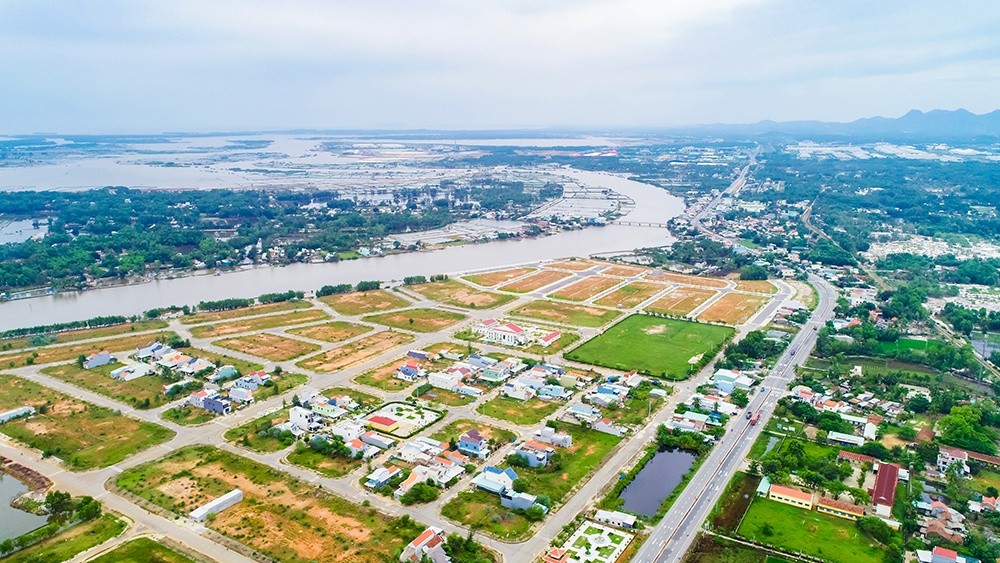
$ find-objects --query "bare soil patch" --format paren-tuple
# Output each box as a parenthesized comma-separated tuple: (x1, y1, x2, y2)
(287, 321, 372, 344)
(644, 270, 729, 289)
(646, 287, 718, 316)
(463, 267, 536, 287)
(214, 332, 320, 362)
(499, 270, 572, 293)
(549, 277, 621, 301)
(697, 293, 770, 325)
(595, 281, 667, 308)
(297, 331, 415, 372)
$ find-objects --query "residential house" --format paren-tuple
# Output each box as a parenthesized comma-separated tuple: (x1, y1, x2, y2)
(311, 400, 347, 420)
(178, 357, 215, 376)
(480, 363, 512, 384)
(710, 369, 754, 394)
(397, 440, 443, 464)
(535, 426, 572, 447)
(361, 431, 396, 450)
(593, 418, 626, 437)
(84, 350, 113, 369)
(501, 490, 545, 512)
(538, 384, 571, 400)
(471, 466, 518, 495)
(290, 406, 323, 432)
(428, 371, 463, 391)
(330, 395, 360, 411)
(452, 382, 483, 397)
(136, 342, 171, 361)
(458, 430, 491, 460)
(346, 438, 379, 459)
(399, 527, 450, 563)
(407, 350, 432, 361)
(203, 395, 232, 415)
(329, 419, 365, 442)
(768, 485, 814, 509)
(228, 387, 254, 404)
(110, 363, 154, 381)
(515, 440, 555, 468)
(188, 389, 216, 409)
(938, 447, 971, 476)
(235, 373, 270, 390)
(209, 365, 239, 383)
(538, 331, 561, 347)
(593, 509, 637, 529)
(567, 403, 601, 423)
(365, 465, 402, 489)
(502, 381, 536, 401)
(397, 360, 423, 382)
(465, 354, 498, 371)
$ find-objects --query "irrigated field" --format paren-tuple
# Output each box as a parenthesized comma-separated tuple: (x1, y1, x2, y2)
(697, 293, 770, 325)
(646, 287, 717, 316)
(565, 315, 733, 378)
(409, 279, 514, 309)
(548, 277, 621, 301)
(181, 301, 311, 325)
(463, 267, 536, 287)
(362, 308, 466, 332)
(0, 331, 176, 369)
(498, 270, 572, 293)
(0, 373, 174, 470)
(644, 271, 729, 289)
(297, 331, 415, 372)
(319, 290, 410, 316)
(511, 300, 621, 328)
(189, 309, 328, 338)
(595, 281, 666, 308)
(287, 321, 371, 343)
(115, 445, 425, 563)
(214, 333, 321, 362)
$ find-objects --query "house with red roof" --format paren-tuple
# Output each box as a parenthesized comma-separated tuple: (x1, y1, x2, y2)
(870, 462, 900, 517)
(399, 527, 450, 563)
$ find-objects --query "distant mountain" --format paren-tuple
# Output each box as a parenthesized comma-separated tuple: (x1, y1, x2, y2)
(674, 108, 1000, 140)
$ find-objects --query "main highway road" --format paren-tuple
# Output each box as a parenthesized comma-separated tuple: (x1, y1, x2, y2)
(632, 274, 838, 563)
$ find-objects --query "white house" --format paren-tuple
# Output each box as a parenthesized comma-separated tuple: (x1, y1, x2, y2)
(594, 509, 637, 529)
(228, 387, 254, 404)
(428, 371, 463, 390)
(290, 406, 323, 432)
(329, 419, 365, 442)
(84, 350, 113, 369)
(535, 426, 573, 447)
(473, 319, 530, 346)
(593, 418, 626, 437)
(502, 381, 536, 401)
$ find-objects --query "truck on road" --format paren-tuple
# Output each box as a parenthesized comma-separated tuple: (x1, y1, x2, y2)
(749, 411, 761, 425)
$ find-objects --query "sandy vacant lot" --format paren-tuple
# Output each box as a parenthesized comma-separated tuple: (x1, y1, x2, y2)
(297, 331, 415, 372)
(595, 281, 667, 308)
(645, 270, 729, 289)
(319, 290, 411, 316)
(698, 293, 770, 325)
(287, 321, 372, 344)
(214, 332, 321, 362)
(463, 267, 536, 287)
(190, 310, 328, 338)
(646, 287, 718, 316)
(601, 264, 649, 277)
(549, 276, 621, 301)
(734, 280, 777, 294)
(546, 260, 596, 271)
(499, 270, 571, 293)
(409, 279, 513, 309)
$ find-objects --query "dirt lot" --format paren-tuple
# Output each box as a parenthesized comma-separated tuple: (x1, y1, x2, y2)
(362, 308, 466, 332)
(499, 270, 572, 293)
(600, 264, 649, 277)
(0, 331, 176, 369)
(697, 292, 770, 325)
(409, 279, 513, 309)
(594, 281, 667, 308)
(181, 301, 311, 325)
(319, 290, 411, 316)
(214, 333, 321, 362)
(287, 321, 372, 344)
(645, 287, 718, 316)
(190, 309, 328, 338)
(297, 331, 415, 372)
(546, 260, 596, 271)
(734, 280, 777, 294)
(511, 300, 621, 328)
(462, 267, 536, 287)
(644, 270, 729, 289)
(549, 276, 621, 301)
(354, 360, 414, 391)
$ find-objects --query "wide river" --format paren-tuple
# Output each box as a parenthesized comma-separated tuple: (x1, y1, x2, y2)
(0, 170, 683, 330)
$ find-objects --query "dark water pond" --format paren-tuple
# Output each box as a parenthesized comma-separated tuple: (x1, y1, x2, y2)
(0, 475, 48, 542)
(618, 448, 697, 517)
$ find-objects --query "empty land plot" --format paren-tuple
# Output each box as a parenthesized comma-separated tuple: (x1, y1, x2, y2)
(41, 362, 171, 410)
(286, 444, 362, 478)
(549, 277, 621, 301)
(214, 333, 321, 362)
(595, 281, 667, 308)
(644, 271, 729, 289)
(362, 308, 466, 333)
(297, 332, 415, 372)
(224, 408, 295, 452)
(319, 387, 381, 410)
(734, 280, 777, 294)
(90, 537, 194, 563)
(0, 319, 169, 352)
(418, 387, 476, 407)
(319, 290, 410, 316)
(287, 321, 371, 344)
(600, 264, 649, 277)
(646, 287, 718, 316)
(179, 347, 263, 373)
(498, 270, 572, 293)
(116, 445, 425, 563)
(546, 260, 596, 271)
(408, 279, 515, 309)
(511, 300, 621, 328)
(189, 309, 328, 338)
(565, 315, 733, 379)
(0, 373, 174, 470)
(697, 293, 770, 325)
(0, 331, 176, 369)
(463, 267, 536, 287)
(355, 360, 414, 391)
(181, 300, 311, 324)
(476, 396, 561, 426)
(6, 513, 128, 563)
(429, 418, 517, 444)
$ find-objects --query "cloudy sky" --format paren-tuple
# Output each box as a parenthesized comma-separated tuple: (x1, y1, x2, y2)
(1, 0, 998, 133)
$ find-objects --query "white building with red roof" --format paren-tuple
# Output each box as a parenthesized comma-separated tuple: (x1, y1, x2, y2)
(400, 527, 450, 563)
(473, 319, 529, 346)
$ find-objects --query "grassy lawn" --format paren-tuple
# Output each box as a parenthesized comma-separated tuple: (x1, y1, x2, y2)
(256, 373, 308, 400)
(180, 300, 311, 324)
(428, 419, 518, 444)
(872, 338, 942, 356)
(0, 319, 169, 352)
(362, 308, 467, 333)
(409, 279, 515, 309)
(0, 373, 174, 470)
(972, 469, 1000, 494)
(189, 309, 329, 338)
(516, 423, 621, 503)
(41, 362, 172, 409)
(287, 321, 372, 344)
(91, 537, 194, 563)
(319, 386, 381, 410)
(224, 408, 296, 452)
(418, 387, 476, 407)
(213, 333, 321, 362)
(296, 331, 415, 373)
(5, 513, 127, 563)
(355, 360, 415, 391)
(510, 300, 621, 328)
(115, 445, 425, 563)
(645, 287, 717, 316)
(441, 489, 532, 540)
(737, 497, 884, 563)
(319, 289, 411, 316)
(0, 331, 177, 369)
(178, 346, 264, 374)
(476, 396, 561, 426)
(286, 443, 363, 478)
(162, 404, 217, 426)
(565, 315, 733, 379)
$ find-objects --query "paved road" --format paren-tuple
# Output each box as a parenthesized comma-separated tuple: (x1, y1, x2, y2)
(630, 275, 837, 563)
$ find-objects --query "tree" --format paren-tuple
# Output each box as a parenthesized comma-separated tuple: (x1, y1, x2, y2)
(76, 354, 86, 368)
(45, 490, 73, 518)
(524, 504, 546, 521)
(897, 426, 917, 441)
(857, 516, 893, 544)
(74, 496, 102, 521)
(939, 404, 998, 455)
(730, 389, 749, 408)
(739, 264, 768, 281)
(512, 478, 527, 493)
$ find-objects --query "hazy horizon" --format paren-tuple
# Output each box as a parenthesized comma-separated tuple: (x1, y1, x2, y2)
(2, 0, 999, 134)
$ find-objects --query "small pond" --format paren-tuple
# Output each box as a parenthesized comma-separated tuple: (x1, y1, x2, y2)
(0, 475, 49, 542)
(617, 448, 697, 517)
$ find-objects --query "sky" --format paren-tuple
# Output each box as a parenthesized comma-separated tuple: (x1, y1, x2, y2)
(1, 0, 999, 133)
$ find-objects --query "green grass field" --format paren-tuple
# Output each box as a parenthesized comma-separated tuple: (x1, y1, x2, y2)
(565, 315, 733, 379)
(6, 513, 126, 563)
(737, 498, 884, 563)
(161, 405, 217, 426)
(90, 537, 194, 563)
(441, 489, 532, 539)
(429, 419, 517, 444)
(872, 338, 942, 356)
(286, 443, 362, 478)
(476, 396, 561, 425)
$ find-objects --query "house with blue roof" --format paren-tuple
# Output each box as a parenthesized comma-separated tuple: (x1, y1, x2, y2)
(471, 466, 518, 495)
